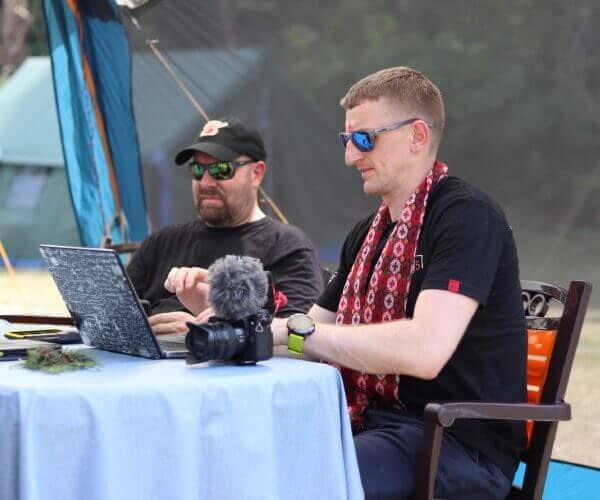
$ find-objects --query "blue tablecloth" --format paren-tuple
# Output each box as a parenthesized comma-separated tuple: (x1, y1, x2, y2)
(0, 350, 363, 500)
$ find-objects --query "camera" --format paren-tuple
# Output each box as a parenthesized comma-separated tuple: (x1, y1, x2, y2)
(185, 308, 273, 364)
(183, 255, 277, 365)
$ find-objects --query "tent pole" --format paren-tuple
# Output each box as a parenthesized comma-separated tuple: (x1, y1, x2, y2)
(146, 39, 210, 122)
(0, 240, 29, 310)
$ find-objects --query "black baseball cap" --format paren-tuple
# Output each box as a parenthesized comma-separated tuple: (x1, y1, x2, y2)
(174, 117, 266, 165)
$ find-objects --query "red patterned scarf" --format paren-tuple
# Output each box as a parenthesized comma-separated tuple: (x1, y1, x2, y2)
(335, 161, 448, 428)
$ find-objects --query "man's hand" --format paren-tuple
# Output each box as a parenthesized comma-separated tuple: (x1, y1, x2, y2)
(149, 311, 196, 335)
(195, 307, 215, 324)
(164, 267, 210, 315)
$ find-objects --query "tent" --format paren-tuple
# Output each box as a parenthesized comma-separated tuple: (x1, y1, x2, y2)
(0, 57, 79, 261)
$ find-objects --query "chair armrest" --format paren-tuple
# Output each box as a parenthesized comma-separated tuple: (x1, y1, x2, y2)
(414, 402, 570, 500)
(423, 401, 570, 427)
(102, 242, 141, 254)
(0, 314, 75, 325)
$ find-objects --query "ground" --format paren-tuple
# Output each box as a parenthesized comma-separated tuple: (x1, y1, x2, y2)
(1, 269, 598, 467)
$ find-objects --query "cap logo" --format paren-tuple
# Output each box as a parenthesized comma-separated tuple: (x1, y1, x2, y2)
(200, 120, 229, 137)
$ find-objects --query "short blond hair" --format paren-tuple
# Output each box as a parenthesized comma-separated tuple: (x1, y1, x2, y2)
(340, 66, 445, 149)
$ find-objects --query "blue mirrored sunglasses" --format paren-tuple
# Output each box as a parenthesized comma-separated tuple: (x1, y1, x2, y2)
(338, 118, 432, 152)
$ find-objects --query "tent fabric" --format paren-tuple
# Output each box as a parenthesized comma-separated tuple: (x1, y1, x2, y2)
(0, 57, 79, 261)
(513, 459, 600, 499)
(133, 49, 260, 155)
(123, 1, 379, 255)
(0, 165, 79, 260)
(80, 1, 149, 243)
(0, 58, 64, 167)
(130, 48, 270, 228)
(126, 45, 377, 246)
(42, 0, 148, 247)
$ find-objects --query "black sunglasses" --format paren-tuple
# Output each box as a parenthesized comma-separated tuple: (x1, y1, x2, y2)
(338, 118, 433, 152)
(187, 159, 255, 181)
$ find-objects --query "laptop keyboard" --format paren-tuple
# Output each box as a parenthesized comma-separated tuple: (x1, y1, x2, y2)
(157, 334, 187, 352)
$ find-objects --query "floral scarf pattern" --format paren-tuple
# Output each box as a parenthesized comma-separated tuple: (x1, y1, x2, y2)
(335, 161, 448, 428)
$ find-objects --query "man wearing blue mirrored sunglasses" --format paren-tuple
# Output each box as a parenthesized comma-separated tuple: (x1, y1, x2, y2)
(271, 67, 526, 499)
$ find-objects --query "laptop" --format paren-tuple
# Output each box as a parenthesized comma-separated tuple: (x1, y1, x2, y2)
(40, 244, 188, 359)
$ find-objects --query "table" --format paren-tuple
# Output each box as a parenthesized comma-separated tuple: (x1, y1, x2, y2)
(0, 350, 363, 500)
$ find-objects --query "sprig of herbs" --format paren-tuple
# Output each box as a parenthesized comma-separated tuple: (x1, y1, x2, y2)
(22, 347, 98, 374)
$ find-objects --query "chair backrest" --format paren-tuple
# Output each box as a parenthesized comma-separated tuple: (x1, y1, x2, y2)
(100, 237, 141, 254)
(523, 281, 566, 441)
(515, 280, 592, 499)
(321, 267, 335, 286)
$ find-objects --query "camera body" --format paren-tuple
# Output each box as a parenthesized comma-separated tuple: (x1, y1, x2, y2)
(185, 308, 273, 365)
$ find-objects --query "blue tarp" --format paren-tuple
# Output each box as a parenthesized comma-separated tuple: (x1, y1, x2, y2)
(42, 0, 148, 247)
(514, 460, 600, 499)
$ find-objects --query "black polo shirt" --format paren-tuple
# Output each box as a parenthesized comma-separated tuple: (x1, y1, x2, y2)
(318, 176, 527, 478)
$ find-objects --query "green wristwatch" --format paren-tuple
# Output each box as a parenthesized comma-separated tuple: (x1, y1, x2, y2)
(286, 313, 315, 355)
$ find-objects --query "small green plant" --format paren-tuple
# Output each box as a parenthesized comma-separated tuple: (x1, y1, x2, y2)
(22, 347, 98, 374)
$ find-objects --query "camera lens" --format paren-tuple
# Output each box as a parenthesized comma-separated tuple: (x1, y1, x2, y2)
(185, 321, 247, 362)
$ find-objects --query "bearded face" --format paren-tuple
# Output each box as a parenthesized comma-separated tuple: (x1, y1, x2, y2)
(191, 152, 258, 227)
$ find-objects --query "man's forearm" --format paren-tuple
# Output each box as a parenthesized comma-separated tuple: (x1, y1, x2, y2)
(301, 319, 439, 378)
(273, 290, 478, 379)
(272, 310, 435, 377)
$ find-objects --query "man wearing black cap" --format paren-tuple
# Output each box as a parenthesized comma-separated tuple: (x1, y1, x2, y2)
(127, 118, 324, 334)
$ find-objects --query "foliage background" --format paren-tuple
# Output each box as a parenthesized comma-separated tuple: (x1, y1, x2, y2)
(122, 0, 600, 294)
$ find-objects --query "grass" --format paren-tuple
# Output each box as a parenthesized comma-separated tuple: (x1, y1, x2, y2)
(1, 269, 599, 466)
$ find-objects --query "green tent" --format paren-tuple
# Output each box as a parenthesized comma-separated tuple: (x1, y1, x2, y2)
(0, 57, 79, 261)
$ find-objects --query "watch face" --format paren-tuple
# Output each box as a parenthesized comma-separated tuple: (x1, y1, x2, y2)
(288, 314, 315, 335)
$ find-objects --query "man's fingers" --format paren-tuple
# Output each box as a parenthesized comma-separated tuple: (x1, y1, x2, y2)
(165, 267, 187, 292)
(184, 268, 209, 291)
(149, 312, 179, 326)
(149, 311, 195, 335)
(195, 306, 214, 323)
(152, 323, 179, 335)
(172, 267, 190, 293)
(164, 267, 209, 294)
(149, 311, 190, 325)
(164, 267, 178, 292)
(194, 281, 209, 296)
(184, 269, 198, 290)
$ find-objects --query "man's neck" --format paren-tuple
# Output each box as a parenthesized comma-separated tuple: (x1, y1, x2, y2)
(204, 203, 266, 228)
(247, 204, 266, 223)
(384, 158, 436, 221)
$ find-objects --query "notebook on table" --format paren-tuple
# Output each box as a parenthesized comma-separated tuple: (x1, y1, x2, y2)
(39, 245, 188, 359)
(0, 339, 61, 361)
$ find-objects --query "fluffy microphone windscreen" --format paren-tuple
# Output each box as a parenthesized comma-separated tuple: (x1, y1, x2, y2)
(207, 255, 268, 320)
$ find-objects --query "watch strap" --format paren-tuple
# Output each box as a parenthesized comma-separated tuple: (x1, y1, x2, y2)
(288, 333, 305, 355)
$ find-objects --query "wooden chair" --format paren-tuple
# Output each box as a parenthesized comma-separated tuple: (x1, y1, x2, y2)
(413, 280, 593, 500)
(100, 237, 141, 254)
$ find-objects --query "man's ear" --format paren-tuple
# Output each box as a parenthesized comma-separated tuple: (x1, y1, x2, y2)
(252, 161, 266, 187)
(409, 120, 430, 153)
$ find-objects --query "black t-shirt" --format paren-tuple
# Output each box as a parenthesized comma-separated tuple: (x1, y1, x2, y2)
(318, 176, 527, 478)
(127, 217, 324, 316)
